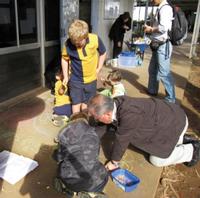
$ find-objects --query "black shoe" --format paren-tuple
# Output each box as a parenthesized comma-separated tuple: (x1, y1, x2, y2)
(184, 141, 200, 167)
(183, 134, 198, 144)
(146, 90, 158, 96)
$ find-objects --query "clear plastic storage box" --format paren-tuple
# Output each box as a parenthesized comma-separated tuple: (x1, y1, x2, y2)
(118, 51, 141, 68)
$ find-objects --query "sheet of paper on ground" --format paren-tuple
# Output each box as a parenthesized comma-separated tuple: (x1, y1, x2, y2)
(0, 150, 38, 185)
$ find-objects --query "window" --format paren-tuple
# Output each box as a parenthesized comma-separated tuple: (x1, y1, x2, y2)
(0, 0, 37, 48)
(17, 0, 37, 44)
(45, 0, 59, 41)
(0, 0, 17, 48)
(104, 0, 120, 19)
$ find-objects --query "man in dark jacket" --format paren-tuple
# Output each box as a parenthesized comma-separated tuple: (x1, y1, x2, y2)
(53, 112, 108, 196)
(87, 94, 200, 171)
(109, 12, 132, 58)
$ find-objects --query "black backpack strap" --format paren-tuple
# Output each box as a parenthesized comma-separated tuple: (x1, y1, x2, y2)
(167, 0, 173, 7)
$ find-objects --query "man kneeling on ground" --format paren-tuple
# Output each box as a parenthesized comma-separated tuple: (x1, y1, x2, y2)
(87, 94, 200, 171)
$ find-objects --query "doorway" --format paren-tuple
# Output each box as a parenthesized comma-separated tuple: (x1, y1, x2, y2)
(79, 0, 92, 32)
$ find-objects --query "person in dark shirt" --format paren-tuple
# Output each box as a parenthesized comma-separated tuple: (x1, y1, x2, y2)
(109, 12, 132, 58)
(87, 94, 200, 171)
(53, 112, 108, 197)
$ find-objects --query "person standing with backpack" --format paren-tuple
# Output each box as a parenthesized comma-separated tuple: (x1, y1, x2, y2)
(144, 0, 175, 103)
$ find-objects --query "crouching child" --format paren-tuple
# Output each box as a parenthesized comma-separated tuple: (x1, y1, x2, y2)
(100, 70, 125, 98)
(52, 69, 72, 127)
(53, 112, 108, 198)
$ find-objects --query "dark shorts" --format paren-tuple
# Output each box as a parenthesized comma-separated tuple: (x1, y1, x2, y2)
(53, 104, 72, 117)
(68, 80, 97, 105)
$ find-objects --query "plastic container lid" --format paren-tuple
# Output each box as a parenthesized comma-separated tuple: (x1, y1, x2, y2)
(118, 55, 140, 68)
(120, 51, 135, 57)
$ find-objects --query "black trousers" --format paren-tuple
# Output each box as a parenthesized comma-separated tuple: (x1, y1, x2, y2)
(113, 40, 123, 58)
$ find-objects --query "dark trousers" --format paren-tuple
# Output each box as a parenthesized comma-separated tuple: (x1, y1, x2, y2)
(113, 40, 123, 58)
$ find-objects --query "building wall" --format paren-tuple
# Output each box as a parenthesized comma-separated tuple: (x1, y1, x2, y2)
(91, 0, 134, 59)
(60, 0, 79, 48)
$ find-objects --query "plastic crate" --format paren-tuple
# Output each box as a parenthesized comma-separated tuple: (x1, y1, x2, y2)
(111, 168, 140, 192)
(120, 51, 135, 56)
(134, 43, 148, 53)
(118, 51, 141, 68)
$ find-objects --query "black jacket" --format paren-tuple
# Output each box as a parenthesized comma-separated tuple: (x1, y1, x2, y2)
(109, 14, 131, 42)
(54, 120, 108, 192)
(95, 96, 186, 161)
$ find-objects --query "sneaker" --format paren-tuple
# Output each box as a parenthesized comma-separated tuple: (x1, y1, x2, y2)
(77, 192, 91, 198)
(52, 114, 69, 122)
(53, 177, 74, 197)
(52, 119, 65, 127)
(145, 90, 157, 96)
(54, 136, 59, 143)
(93, 192, 108, 198)
(183, 134, 199, 144)
(184, 141, 200, 167)
(77, 192, 108, 198)
(52, 115, 69, 127)
(53, 177, 63, 193)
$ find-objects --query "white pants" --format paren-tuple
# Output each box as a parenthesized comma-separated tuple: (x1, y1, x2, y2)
(149, 117, 194, 167)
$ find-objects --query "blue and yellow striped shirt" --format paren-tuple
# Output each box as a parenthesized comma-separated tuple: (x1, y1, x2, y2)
(62, 33, 106, 84)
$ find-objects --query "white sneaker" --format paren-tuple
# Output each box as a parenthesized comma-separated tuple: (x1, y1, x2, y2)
(52, 114, 69, 127)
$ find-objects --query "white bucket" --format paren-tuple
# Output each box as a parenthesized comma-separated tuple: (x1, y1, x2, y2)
(111, 58, 118, 67)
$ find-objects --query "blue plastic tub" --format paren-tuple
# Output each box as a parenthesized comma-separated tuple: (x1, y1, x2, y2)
(111, 168, 140, 192)
(120, 51, 135, 56)
(134, 43, 148, 53)
(118, 51, 140, 68)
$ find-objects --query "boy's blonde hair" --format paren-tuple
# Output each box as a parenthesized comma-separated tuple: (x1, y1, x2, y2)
(68, 20, 89, 45)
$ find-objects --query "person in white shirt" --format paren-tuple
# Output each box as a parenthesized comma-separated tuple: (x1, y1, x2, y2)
(144, 0, 175, 103)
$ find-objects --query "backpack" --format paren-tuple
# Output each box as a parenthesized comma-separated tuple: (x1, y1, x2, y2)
(159, 2, 188, 45)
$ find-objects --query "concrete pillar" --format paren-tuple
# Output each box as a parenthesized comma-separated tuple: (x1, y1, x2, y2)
(189, 0, 200, 59)
(60, 0, 79, 49)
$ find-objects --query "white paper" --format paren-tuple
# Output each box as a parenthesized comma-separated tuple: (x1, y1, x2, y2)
(0, 150, 38, 185)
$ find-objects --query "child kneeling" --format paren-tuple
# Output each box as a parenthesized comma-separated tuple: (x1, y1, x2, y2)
(100, 70, 125, 98)
(53, 112, 108, 197)
(52, 69, 72, 126)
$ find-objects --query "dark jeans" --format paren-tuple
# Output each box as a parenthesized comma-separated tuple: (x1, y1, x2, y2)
(148, 41, 175, 103)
